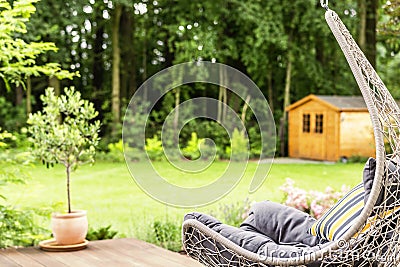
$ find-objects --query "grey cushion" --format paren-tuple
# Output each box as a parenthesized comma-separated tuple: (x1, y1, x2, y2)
(184, 201, 323, 263)
(245, 201, 321, 246)
(363, 157, 376, 204)
(363, 157, 400, 207)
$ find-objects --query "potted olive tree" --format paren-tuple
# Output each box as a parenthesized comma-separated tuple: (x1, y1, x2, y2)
(27, 87, 100, 245)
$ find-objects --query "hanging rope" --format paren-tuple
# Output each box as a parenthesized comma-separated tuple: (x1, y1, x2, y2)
(320, 0, 329, 10)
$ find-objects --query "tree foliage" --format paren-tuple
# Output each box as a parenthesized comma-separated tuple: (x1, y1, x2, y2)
(0, 0, 397, 155)
(379, 0, 400, 53)
(0, 0, 77, 90)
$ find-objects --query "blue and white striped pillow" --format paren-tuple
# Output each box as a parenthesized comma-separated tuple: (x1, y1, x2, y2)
(309, 183, 365, 241)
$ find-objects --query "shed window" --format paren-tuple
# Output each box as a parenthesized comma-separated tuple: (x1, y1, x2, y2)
(315, 114, 323, 134)
(302, 114, 311, 133)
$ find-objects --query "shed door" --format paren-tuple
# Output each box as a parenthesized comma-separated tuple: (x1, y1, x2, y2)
(300, 112, 326, 160)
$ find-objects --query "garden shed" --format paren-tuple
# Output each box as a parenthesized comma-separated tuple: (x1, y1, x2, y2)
(286, 94, 375, 161)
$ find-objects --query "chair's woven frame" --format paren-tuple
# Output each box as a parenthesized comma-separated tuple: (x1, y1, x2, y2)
(182, 9, 400, 267)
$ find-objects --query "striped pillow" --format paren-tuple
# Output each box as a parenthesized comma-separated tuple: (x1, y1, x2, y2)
(309, 183, 365, 241)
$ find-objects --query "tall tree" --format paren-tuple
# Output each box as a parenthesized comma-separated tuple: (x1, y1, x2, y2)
(0, 0, 77, 115)
(358, 0, 378, 67)
(120, 5, 137, 99)
(365, 0, 378, 67)
(111, 3, 122, 139)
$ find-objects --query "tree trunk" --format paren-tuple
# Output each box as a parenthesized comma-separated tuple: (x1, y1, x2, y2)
(128, 49, 137, 97)
(142, 31, 148, 101)
(93, 4, 105, 94)
(16, 85, 23, 106)
(66, 164, 71, 213)
(279, 54, 292, 157)
(218, 66, 228, 123)
(26, 76, 32, 116)
(218, 66, 223, 122)
(222, 68, 228, 123)
(173, 88, 180, 144)
(267, 72, 274, 114)
(120, 6, 136, 100)
(365, 0, 377, 68)
(111, 4, 122, 138)
(241, 95, 251, 134)
(358, 0, 367, 51)
(49, 76, 60, 96)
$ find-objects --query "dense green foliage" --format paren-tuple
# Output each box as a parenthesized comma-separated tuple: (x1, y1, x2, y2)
(0, 0, 398, 155)
(0, 0, 76, 89)
(150, 220, 181, 251)
(0, 131, 50, 248)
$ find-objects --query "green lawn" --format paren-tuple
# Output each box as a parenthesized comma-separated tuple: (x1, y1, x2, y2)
(4, 160, 364, 240)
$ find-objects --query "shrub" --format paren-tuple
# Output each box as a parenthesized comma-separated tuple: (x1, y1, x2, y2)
(86, 225, 118, 241)
(0, 205, 50, 248)
(150, 221, 181, 252)
(210, 198, 253, 227)
(182, 132, 204, 160)
(145, 135, 164, 161)
(0, 130, 50, 248)
(97, 140, 125, 163)
(198, 140, 217, 160)
(194, 120, 230, 159)
(225, 128, 249, 161)
(0, 97, 26, 132)
(346, 155, 369, 163)
(280, 178, 349, 219)
(248, 126, 262, 158)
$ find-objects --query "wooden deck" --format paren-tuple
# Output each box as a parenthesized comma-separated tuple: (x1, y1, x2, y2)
(0, 238, 203, 266)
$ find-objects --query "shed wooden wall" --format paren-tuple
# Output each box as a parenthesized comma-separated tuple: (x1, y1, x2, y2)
(288, 100, 339, 161)
(339, 112, 375, 158)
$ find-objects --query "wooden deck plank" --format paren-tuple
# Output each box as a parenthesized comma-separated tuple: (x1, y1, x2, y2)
(88, 239, 183, 267)
(0, 248, 45, 267)
(13, 247, 68, 267)
(119, 238, 200, 266)
(0, 249, 22, 267)
(40, 250, 98, 267)
(0, 238, 202, 267)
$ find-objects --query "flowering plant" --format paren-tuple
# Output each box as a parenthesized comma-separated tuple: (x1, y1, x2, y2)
(280, 178, 350, 219)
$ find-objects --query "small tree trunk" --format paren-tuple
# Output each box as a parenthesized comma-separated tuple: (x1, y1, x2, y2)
(111, 4, 122, 138)
(267, 72, 274, 113)
(218, 66, 223, 122)
(241, 95, 251, 134)
(222, 68, 228, 123)
(66, 164, 71, 213)
(173, 88, 180, 144)
(279, 55, 292, 156)
(49, 76, 60, 96)
(142, 30, 148, 101)
(26, 76, 32, 116)
(222, 87, 227, 123)
(365, 0, 377, 68)
(93, 3, 105, 93)
(358, 0, 367, 51)
(16, 85, 23, 105)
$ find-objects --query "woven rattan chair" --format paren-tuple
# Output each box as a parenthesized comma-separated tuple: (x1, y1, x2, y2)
(182, 2, 400, 267)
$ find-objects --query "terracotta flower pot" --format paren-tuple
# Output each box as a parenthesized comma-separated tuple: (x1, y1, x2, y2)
(51, 210, 88, 245)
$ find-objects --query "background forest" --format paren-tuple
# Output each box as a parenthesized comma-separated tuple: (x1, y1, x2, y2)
(0, 0, 399, 156)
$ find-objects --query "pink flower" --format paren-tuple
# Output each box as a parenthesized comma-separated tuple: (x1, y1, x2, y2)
(281, 179, 348, 219)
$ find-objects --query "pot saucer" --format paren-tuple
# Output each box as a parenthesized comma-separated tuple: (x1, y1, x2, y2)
(39, 239, 89, 252)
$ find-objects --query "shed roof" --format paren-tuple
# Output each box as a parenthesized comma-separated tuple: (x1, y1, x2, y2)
(286, 94, 367, 112)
